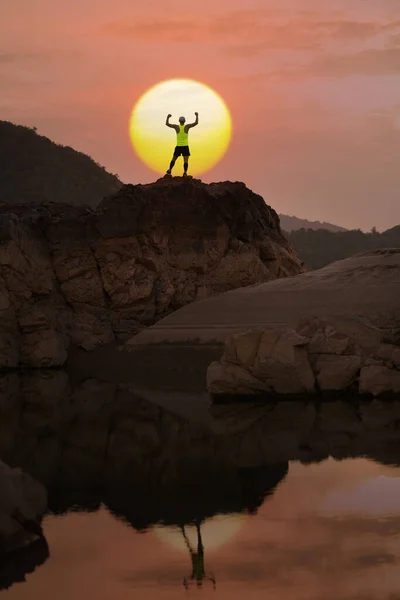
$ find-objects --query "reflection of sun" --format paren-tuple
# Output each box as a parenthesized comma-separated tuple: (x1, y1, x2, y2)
(153, 514, 246, 552)
(129, 79, 232, 177)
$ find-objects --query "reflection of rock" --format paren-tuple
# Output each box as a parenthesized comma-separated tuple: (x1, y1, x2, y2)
(211, 399, 400, 466)
(0, 460, 47, 555)
(0, 537, 49, 591)
(4, 370, 400, 536)
(208, 314, 400, 397)
(0, 179, 303, 368)
(0, 372, 288, 528)
(106, 462, 287, 530)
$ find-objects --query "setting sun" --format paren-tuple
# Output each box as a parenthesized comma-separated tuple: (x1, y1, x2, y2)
(129, 79, 232, 177)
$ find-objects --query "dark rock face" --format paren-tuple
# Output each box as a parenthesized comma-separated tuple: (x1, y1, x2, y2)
(0, 179, 303, 369)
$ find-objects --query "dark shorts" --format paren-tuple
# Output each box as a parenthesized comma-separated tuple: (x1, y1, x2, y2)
(174, 145, 190, 157)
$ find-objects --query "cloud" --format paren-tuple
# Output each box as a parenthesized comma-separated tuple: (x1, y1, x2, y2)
(386, 32, 400, 47)
(0, 50, 84, 67)
(0, 52, 38, 64)
(101, 12, 400, 53)
(304, 47, 400, 77)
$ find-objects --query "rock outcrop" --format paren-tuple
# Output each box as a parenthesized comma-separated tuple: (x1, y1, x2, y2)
(208, 316, 400, 397)
(129, 248, 400, 346)
(0, 178, 303, 369)
(0, 460, 46, 555)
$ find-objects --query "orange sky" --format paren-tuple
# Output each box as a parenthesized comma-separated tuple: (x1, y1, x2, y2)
(6, 458, 400, 599)
(2, 0, 400, 230)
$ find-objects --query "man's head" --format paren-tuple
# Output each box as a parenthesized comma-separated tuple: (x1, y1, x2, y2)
(179, 116, 186, 124)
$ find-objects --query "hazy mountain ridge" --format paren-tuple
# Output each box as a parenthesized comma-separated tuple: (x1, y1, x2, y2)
(0, 121, 122, 208)
(279, 214, 347, 232)
(287, 226, 400, 270)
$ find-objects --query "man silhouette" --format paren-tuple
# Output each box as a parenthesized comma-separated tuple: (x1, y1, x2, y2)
(165, 113, 199, 177)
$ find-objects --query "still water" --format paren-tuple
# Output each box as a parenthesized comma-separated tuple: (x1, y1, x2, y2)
(2, 370, 400, 598)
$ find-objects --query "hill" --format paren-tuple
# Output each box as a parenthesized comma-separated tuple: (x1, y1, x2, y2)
(287, 226, 400, 270)
(279, 213, 347, 232)
(0, 121, 122, 208)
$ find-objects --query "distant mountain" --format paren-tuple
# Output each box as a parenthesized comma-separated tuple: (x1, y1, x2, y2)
(279, 214, 347, 233)
(0, 121, 122, 208)
(287, 226, 400, 270)
(384, 225, 400, 236)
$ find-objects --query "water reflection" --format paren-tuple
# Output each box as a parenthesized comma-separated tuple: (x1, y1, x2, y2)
(0, 538, 48, 592)
(0, 371, 287, 526)
(2, 370, 400, 595)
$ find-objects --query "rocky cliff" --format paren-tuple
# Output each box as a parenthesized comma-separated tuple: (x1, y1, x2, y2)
(0, 178, 303, 369)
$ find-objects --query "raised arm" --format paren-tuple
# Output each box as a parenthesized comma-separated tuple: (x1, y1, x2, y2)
(166, 114, 178, 130)
(186, 112, 199, 130)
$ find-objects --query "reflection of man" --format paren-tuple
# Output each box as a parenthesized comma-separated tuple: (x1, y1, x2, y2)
(181, 521, 216, 589)
(165, 113, 199, 177)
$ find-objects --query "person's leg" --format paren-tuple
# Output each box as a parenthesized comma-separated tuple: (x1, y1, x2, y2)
(183, 155, 189, 176)
(167, 151, 178, 174)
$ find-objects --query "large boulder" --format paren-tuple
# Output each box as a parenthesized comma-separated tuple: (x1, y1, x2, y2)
(208, 328, 315, 395)
(0, 460, 46, 555)
(0, 179, 303, 369)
